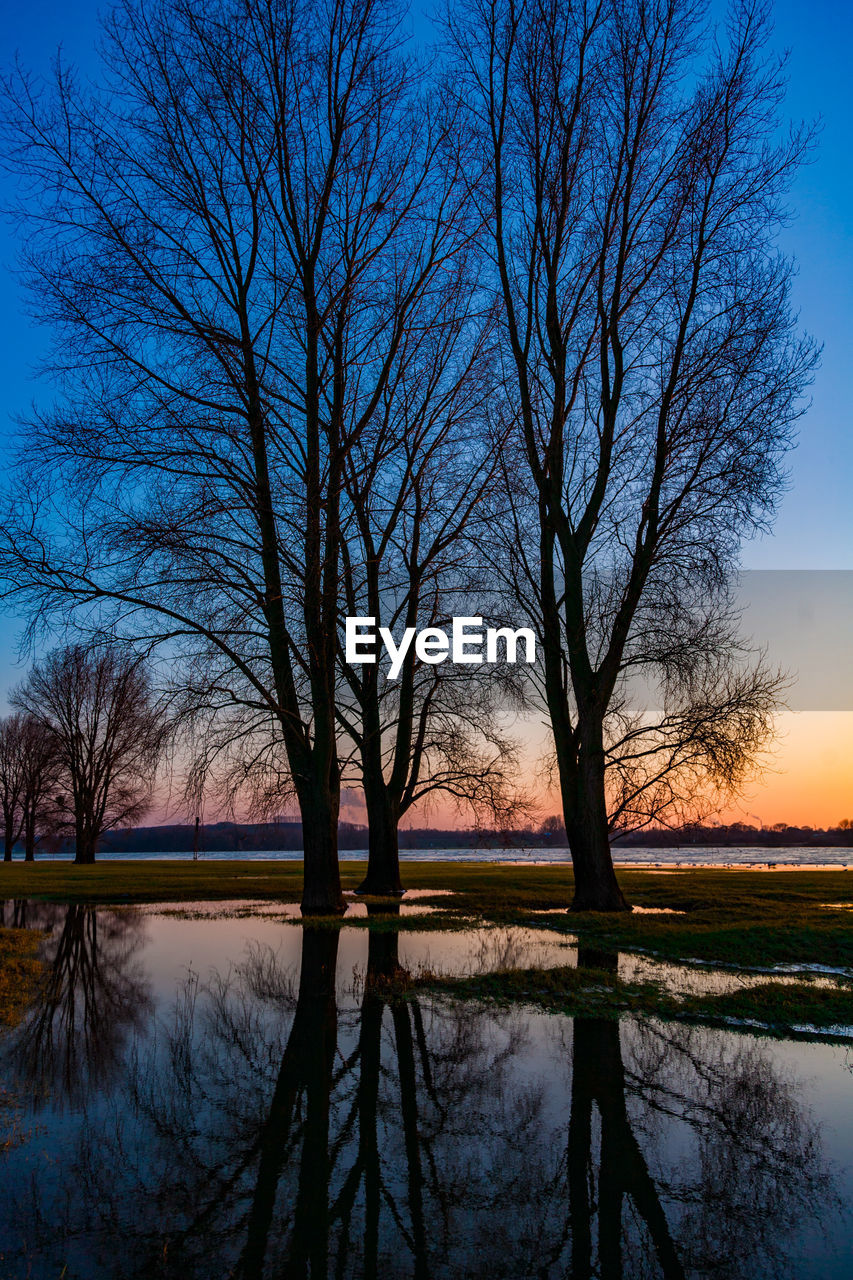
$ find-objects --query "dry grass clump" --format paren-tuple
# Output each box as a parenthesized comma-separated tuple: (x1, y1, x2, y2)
(0, 926, 44, 1028)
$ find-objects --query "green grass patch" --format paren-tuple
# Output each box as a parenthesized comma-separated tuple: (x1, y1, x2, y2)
(418, 964, 853, 1041)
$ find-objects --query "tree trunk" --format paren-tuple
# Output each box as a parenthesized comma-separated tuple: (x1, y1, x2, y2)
(356, 782, 403, 896)
(299, 785, 345, 916)
(74, 820, 97, 865)
(542, 559, 628, 912)
(24, 805, 36, 861)
(3, 813, 13, 862)
(565, 719, 630, 912)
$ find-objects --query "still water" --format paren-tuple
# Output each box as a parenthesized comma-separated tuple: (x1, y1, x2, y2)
(80, 846, 853, 866)
(0, 901, 851, 1278)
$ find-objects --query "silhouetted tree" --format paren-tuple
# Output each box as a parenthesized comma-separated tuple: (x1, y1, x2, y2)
(336, 307, 527, 896)
(13, 644, 167, 862)
(0, 712, 61, 861)
(0, 0, 480, 913)
(0, 714, 26, 861)
(17, 713, 61, 860)
(449, 0, 816, 908)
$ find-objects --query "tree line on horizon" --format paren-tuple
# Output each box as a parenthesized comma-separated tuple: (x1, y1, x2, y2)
(0, 0, 815, 911)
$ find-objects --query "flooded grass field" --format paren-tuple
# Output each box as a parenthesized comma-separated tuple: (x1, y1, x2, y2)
(0, 893, 851, 1278)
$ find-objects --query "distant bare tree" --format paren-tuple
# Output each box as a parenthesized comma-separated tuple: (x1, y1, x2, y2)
(0, 713, 26, 861)
(16, 712, 61, 860)
(13, 645, 167, 863)
(450, 0, 816, 908)
(0, 0, 479, 912)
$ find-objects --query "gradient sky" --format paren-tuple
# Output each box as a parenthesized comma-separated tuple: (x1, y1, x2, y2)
(0, 0, 850, 828)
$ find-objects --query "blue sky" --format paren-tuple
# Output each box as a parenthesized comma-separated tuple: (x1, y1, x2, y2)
(0, 0, 850, 688)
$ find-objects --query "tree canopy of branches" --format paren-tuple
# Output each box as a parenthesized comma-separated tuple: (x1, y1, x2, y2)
(449, 0, 815, 908)
(13, 645, 167, 863)
(0, 0, 487, 912)
(0, 0, 817, 911)
(336, 347, 532, 892)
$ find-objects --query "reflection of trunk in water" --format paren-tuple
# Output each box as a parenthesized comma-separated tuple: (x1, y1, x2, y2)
(241, 906, 431, 1280)
(333, 903, 430, 1280)
(2, 897, 31, 928)
(568, 950, 685, 1280)
(240, 927, 340, 1280)
(392, 997, 429, 1279)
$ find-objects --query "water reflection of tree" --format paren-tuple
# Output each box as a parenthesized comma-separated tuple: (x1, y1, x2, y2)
(567, 1016, 685, 1279)
(559, 949, 684, 1278)
(551, 949, 839, 1280)
(2, 923, 843, 1279)
(41, 915, 527, 1277)
(623, 1019, 837, 1278)
(239, 925, 340, 1277)
(1, 901, 152, 1106)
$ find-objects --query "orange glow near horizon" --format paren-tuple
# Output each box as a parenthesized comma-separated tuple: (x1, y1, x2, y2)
(151, 711, 852, 834)
(397, 711, 853, 833)
(715, 711, 853, 830)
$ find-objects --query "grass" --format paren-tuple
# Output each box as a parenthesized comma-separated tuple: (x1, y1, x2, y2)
(417, 964, 853, 1041)
(0, 927, 44, 1028)
(0, 858, 851, 1041)
(0, 858, 851, 971)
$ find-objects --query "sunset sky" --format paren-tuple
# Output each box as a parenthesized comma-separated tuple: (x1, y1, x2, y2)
(0, 0, 850, 830)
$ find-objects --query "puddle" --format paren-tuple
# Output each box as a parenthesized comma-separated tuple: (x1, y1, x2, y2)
(120, 902, 853, 999)
(530, 905, 686, 916)
(0, 898, 851, 1278)
(139, 895, 453, 921)
(618, 953, 848, 998)
(630, 905, 686, 915)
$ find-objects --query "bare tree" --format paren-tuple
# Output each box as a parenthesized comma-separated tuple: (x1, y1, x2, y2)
(450, 0, 816, 908)
(0, 0, 479, 913)
(16, 712, 61, 860)
(12, 645, 167, 863)
(0, 713, 26, 861)
(177, 269, 529, 896)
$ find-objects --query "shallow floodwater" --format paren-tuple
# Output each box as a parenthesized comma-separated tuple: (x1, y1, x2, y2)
(1, 901, 851, 1279)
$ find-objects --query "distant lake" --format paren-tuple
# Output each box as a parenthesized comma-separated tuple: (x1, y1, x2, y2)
(38, 843, 853, 867)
